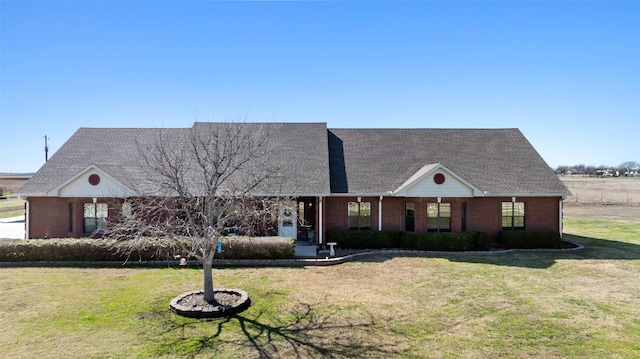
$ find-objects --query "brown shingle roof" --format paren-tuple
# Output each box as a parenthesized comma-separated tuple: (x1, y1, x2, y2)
(327, 128, 569, 196)
(18, 123, 569, 198)
(19, 123, 332, 196)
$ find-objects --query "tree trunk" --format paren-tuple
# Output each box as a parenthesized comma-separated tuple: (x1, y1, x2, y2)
(203, 257, 215, 303)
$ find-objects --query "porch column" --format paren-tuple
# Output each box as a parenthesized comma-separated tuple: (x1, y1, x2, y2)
(559, 199, 564, 238)
(318, 196, 323, 245)
(378, 195, 383, 231)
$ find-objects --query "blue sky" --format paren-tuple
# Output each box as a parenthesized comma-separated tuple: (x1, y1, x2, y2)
(1, 1, 638, 173)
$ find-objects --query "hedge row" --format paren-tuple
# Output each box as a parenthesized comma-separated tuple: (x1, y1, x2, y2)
(327, 230, 491, 251)
(0, 236, 294, 262)
(218, 237, 295, 259)
(499, 230, 563, 249)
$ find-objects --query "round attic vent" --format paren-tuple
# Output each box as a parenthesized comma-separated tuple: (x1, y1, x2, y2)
(434, 173, 445, 185)
(88, 174, 101, 186)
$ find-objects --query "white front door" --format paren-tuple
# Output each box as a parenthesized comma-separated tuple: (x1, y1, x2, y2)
(278, 202, 297, 239)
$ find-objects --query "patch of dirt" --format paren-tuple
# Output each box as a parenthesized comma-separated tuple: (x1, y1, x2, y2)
(560, 176, 640, 222)
(563, 203, 640, 221)
(561, 176, 640, 206)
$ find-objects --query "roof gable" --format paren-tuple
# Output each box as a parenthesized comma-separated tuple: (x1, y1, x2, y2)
(48, 164, 137, 197)
(393, 163, 482, 197)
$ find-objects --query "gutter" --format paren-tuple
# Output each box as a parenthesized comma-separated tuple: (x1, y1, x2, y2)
(479, 192, 572, 198)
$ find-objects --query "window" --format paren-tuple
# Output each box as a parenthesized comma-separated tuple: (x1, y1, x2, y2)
(122, 202, 132, 218)
(84, 203, 108, 233)
(405, 202, 415, 232)
(427, 202, 451, 232)
(298, 201, 305, 225)
(461, 202, 467, 232)
(348, 201, 371, 230)
(68, 203, 74, 232)
(502, 201, 525, 230)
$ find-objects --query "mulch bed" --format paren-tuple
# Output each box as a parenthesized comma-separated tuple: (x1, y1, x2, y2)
(170, 288, 251, 318)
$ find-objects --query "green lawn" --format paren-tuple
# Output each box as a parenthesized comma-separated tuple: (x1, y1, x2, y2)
(1, 219, 639, 358)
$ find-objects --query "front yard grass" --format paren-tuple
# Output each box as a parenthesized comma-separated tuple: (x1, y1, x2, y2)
(1, 219, 639, 358)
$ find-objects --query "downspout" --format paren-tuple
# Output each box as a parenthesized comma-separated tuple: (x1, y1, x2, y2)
(378, 195, 383, 231)
(25, 199, 29, 239)
(318, 196, 323, 245)
(559, 197, 564, 238)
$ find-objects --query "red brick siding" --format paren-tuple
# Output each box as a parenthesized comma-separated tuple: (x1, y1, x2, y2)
(467, 197, 561, 240)
(520, 197, 561, 231)
(26, 197, 121, 239)
(324, 196, 562, 242)
(26, 195, 562, 241)
(324, 196, 381, 232)
(466, 198, 502, 239)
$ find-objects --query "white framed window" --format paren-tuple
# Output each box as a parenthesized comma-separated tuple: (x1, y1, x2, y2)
(84, 203, 108, 233)
(427, 202, 451, 232)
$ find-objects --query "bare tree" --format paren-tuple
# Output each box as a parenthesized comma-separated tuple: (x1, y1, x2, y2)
(109, 122, 286, 303)
(619, 161, 639, 172)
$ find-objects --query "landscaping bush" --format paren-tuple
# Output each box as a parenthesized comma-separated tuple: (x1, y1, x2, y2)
(217, 236, 294, 259)
(499, 230, 563, 249)
(404, 232, 490, 251)
(473, 231, 491, 251)
(327, 230, 490, 251)
(0, 236, 294, 262)
(326, 230, 403, 249)
(0, 238, 178, 262)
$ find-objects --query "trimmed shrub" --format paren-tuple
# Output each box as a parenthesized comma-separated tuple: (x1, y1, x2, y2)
(499, 230, 563, 249)
(327, 230, 490, 251)
(473, 231, 491, 251)
(406, 232, 490, 252)
(327, 230, 403, 249)
(0, 238, 119, 262)
(0, 236, 294, 262)
(217, 236, 294, 259)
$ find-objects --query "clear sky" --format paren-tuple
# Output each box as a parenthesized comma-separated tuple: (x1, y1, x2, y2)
(1, 1, 638, 173)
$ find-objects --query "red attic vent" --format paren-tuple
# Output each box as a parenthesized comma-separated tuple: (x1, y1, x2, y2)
(88, 174, 101, 186)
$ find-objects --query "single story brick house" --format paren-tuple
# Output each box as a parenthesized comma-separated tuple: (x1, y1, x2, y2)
(18, 122, 571, 244)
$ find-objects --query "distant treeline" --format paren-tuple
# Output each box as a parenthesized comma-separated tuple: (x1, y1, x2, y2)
(555, 161, 639, 175)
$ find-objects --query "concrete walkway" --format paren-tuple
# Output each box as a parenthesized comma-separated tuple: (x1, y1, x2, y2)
(0, 215, 25, 239)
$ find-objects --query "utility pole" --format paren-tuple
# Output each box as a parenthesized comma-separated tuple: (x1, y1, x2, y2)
(44, 135, 49, 162)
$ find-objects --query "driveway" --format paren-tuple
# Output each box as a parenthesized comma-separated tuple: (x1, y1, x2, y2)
(0, 216, 25, 239)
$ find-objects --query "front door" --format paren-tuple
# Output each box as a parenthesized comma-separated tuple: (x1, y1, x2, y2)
(405, 202, 415, 232)
(278, 202, 297, 239)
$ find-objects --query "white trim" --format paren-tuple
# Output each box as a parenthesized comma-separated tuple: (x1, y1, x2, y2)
(25, 199, 30, 239)
(318, 196, 323, 245)
(378, 196, 383, 231)
(559, 199, 564, 238)
(483, 192, 571, 198)
(323, 191, 570, 198)
(328, 192, 391, 197)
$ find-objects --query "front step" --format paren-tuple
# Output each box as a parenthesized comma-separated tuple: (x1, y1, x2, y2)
(294, 242, 317, 257)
